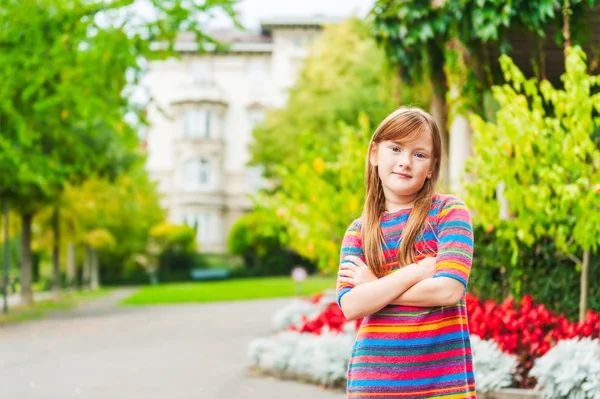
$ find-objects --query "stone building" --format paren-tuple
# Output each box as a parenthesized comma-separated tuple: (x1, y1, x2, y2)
(143, 17, 337, 252)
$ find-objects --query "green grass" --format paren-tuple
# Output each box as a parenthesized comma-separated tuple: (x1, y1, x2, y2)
(121, 276, 336, 305)
(0, 288, 111, 326)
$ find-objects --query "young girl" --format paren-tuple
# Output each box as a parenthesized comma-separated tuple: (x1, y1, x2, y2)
(336, 107, 476, 398)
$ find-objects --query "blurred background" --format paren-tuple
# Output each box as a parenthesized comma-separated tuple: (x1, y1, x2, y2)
(0, 0, 599, 398)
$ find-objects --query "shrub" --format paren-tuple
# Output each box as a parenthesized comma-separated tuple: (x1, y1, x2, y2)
(470, 335, 518, 392)
(228, 210, 316, 277)
(530, 337, 600, 399)
(248, 330, 354, 387)
(271, 290, 337, 332)
(470, 223, 600, 320)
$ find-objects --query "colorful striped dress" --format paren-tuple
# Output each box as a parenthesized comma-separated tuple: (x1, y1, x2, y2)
(336, 194, 476, 399)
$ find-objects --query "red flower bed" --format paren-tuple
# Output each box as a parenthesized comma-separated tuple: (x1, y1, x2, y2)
(287, 301, 362, 334)
(466, 293, 600, 387)
(288, 292, 600, 388)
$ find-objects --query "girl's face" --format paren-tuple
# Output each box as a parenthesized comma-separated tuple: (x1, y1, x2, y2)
(370, 130, 435, 208)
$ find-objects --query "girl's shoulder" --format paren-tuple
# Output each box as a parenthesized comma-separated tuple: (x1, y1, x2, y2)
(346, 217, 364, 233)
(433, 193, 468, 208)
(432, 193, 471, 219)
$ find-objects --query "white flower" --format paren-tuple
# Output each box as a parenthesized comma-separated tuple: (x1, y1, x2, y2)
(471, 335, 518, 392)
(530, 337, 600, 399)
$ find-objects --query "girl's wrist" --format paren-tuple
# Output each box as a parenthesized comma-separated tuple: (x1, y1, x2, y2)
(394, 263, 426, 283)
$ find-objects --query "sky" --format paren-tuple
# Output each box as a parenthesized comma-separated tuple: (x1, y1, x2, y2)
(222, 0, 376, 29)
(131, 0, 376, 31)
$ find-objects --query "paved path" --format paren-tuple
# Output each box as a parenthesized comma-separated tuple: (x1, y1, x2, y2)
(0, 292, 346, 399)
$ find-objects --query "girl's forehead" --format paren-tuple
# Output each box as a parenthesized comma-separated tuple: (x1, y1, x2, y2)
(382, 134, 433, 148)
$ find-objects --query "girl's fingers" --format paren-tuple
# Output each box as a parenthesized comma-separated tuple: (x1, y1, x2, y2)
(337, 277, 353, 284)
(345, 256, 367, 268)
(339, 261, 357, 270)
(338, 270, 354, 278)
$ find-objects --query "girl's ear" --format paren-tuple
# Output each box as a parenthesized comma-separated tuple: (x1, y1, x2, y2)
(369, 143, 378, 167)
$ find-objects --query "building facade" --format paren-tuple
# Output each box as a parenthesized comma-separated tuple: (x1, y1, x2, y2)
(143, 18, 335, 253)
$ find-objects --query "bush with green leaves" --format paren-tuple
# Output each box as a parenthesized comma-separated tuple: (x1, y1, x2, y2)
(228, 208, 315, 277)
(470, 224, 600, 320)
(249, 18, 428, 273)
(530, 337, 600, 399)
(466, 46, 600, 321)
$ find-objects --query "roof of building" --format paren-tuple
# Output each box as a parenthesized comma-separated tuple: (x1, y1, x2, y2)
(259, 15, 341, 32)
(169, 15, 339, 54)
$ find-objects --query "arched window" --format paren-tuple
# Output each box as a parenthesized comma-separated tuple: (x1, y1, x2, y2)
(183, 158, 211, 190)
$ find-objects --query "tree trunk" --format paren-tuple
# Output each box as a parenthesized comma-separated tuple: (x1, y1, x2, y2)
(90, 248, 100, 290)
(449, 115, 474, 194)
(579, 250, 590, 322)
(66, 242, 76, 289)
(563, 0, 572, 50)
(429, 43, 450, 190)
(52, 206, 61, 298)
(83, 245, 92, 289)
(20, 213, 34, 305)
(2, 201, 9, 314)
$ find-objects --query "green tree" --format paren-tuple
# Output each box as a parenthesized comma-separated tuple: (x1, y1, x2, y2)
(466, 47, 600, 321)
(0, 0, 237, 303)
(228, 206, 289, 268)
(371, 0, 597, 184)
(266, 117, 373, 272)
(250, 18, 417, 177)
(62, 164, 166, 286)
(248, 18, 428, 272)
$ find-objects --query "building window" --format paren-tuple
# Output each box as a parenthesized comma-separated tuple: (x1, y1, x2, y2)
(181, 212, 213, 244)
(183, 158, 211, 190)
(248, 109, 265, 129)
(247, 60, 267, 94)
(190, 60, 212, 85)
(183, 108, 211, 139)
(196, 212, 211, 244)
(247, 165, 267, 195)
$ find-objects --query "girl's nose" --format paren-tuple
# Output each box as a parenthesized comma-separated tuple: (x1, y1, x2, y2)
(398, 154, 412, 169)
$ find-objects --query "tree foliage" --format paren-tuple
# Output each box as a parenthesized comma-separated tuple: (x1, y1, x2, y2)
(0, 0, 237, 296)
(249, 18, 418, 177)
(248, 18, 427, 271)
(268, 118, 373, 272)
(466, 46, 600, 319)
(372, 0, 597, 101)
(61, 164, 166, 270)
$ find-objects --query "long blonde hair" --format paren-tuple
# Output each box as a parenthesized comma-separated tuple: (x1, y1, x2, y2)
(362, 107, 442, 277)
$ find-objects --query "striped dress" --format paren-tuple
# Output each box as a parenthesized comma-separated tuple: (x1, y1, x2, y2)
(336, 194, 476, 399)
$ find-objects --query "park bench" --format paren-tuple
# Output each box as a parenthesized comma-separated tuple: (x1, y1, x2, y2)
(190, 268, 229, 281)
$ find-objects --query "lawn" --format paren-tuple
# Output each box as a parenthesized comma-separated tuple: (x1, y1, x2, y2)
(121, 276, 337, 305)
(0, 289, 112, 325)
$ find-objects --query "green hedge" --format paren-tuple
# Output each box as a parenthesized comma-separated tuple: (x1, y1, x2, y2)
(470, 224, 599, 320)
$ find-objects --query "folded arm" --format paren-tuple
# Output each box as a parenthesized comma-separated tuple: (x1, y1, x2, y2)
(390, 196, 474, 308)
(339, 264, 428, 320)
(390, 276, 465, 307)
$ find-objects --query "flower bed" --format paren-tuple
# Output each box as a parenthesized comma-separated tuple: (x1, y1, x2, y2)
(466, 294, 600, 388)
(249, 290, 600, 398)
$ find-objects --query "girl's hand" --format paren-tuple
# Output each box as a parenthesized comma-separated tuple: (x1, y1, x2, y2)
(337, 256, 377, 286)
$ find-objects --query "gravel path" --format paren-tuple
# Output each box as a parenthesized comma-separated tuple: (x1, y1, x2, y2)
(0, 292, 346, 399)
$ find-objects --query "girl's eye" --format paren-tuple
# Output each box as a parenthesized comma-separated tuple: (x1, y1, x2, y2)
(415, 153, 426, 159)
(391, 146, 401, 152)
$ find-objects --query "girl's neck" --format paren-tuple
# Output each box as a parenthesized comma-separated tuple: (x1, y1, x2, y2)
(385, 199, 415, 213)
